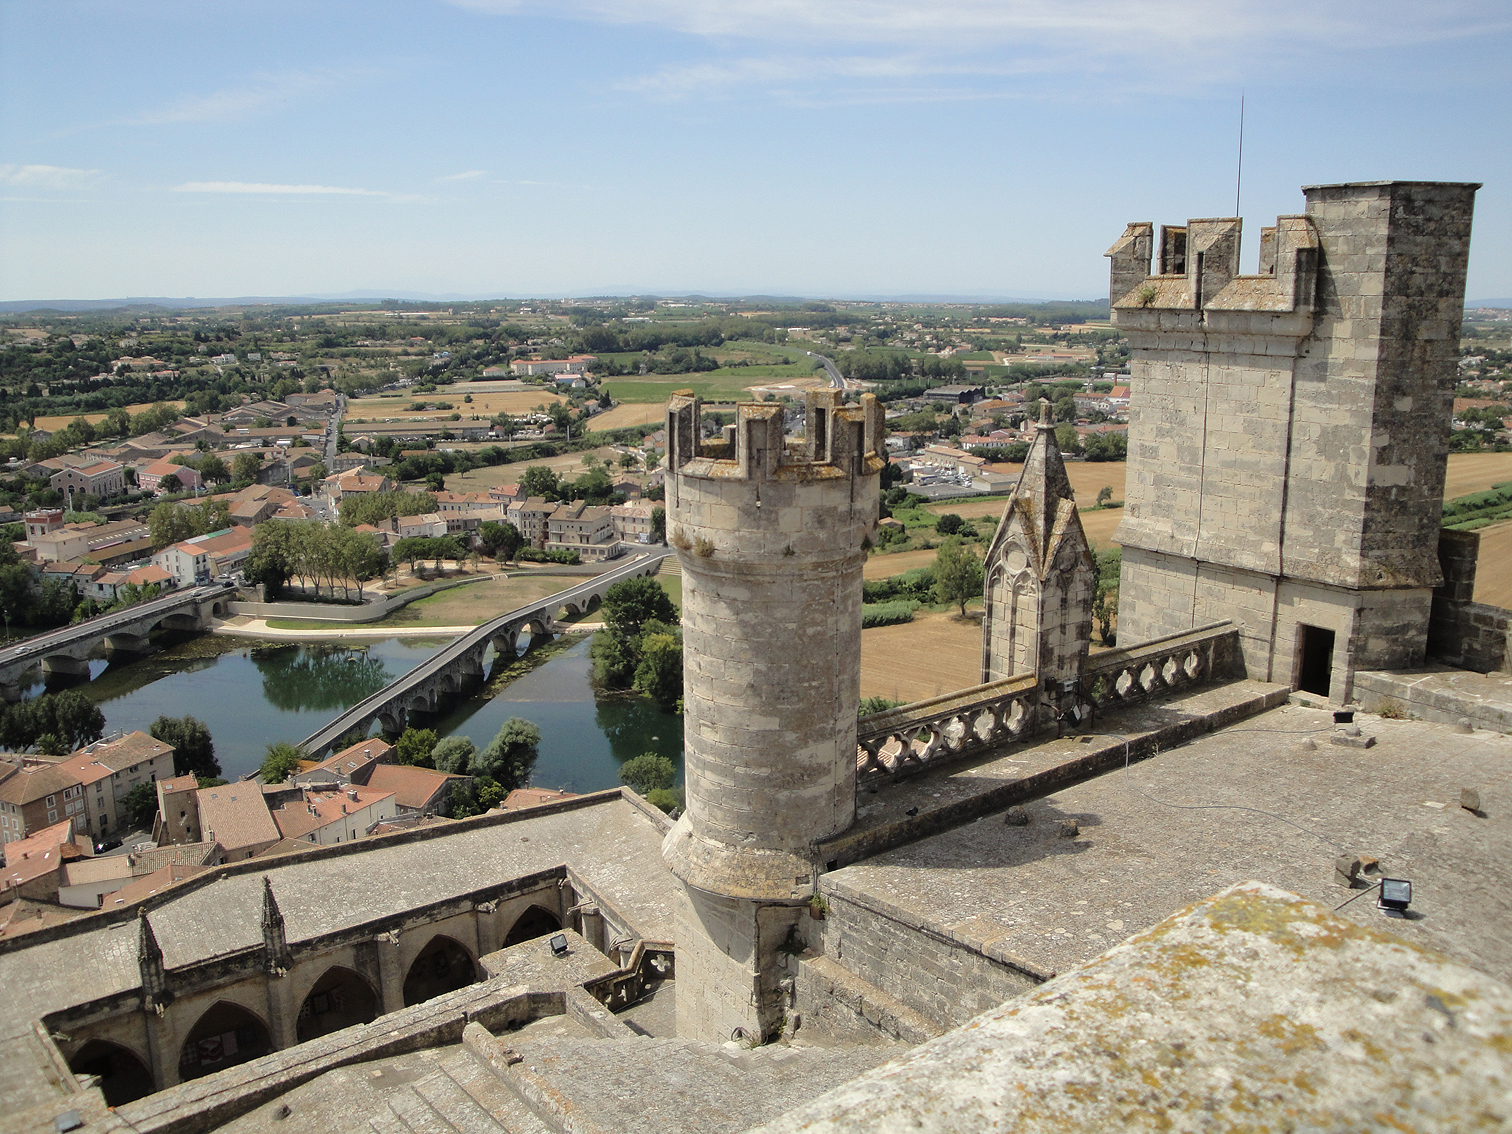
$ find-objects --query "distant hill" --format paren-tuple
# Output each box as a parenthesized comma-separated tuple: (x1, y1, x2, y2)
(1, 290, 1109, 315)
(1468, 299, 1512, 311)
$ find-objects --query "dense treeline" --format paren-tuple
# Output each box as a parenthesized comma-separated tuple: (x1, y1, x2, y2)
(0, 689, 105, 754)
(246, 521, 389, 601)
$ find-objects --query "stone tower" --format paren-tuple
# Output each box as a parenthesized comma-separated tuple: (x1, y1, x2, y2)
(1109, 181, 1478, 703)
(980, 401, 1095, 686)
(661, 388, 883, 1043)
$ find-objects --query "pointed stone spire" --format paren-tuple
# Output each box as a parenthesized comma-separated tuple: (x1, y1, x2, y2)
(261, 876, 292, 975)
(138, 910, 170, 1012)
(1016, 398, 1078, 559)
(979, 398, 1095, 686)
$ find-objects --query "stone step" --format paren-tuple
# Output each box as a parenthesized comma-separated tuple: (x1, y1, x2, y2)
(368, 1104, 412, 1134)
(440, 1050, 554, 1134)
(383, 1087, 459, 1134)
(484, 1034, 891, 1134)
(412, 1064, 513, 1134)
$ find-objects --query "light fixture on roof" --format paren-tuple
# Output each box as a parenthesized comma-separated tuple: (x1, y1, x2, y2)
(1377, 878, 1412, 915)
(549, 933, 569, 957)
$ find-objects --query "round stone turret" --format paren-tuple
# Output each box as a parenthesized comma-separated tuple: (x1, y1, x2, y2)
(662, 389, 883, 902)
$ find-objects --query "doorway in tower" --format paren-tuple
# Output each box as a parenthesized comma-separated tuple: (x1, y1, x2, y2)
(1295, 624, 1335, 698)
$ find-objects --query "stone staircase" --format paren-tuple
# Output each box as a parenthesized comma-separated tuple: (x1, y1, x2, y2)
(365, 1022, 890, 1134)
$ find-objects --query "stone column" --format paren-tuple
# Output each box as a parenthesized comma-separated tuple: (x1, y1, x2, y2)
(376, 931, 405, 1015)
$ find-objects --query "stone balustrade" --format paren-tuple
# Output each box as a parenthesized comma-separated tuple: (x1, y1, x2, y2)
(856, 622, 1241, 784)
(1082, 621, 1239, 712)
(856, 674, 1040, 779)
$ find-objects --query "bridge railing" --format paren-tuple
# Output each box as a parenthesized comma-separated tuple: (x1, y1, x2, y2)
(855, 621, 1240, 784)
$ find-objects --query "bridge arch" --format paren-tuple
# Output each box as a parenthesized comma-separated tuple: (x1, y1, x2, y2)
(69, 1039, 154, 1107)
(502, 905, 562, 948)
(402, 935, 479, 1006)
(295, 965, 379, 1043)
(177, 1000, 273, 1081)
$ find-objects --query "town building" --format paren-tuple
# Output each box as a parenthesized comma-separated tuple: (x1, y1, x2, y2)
(151, 526, 254, 587)
(51, 732, 177, 844)
(136, 458, 203, 494)
(0, 760, 88, 844)
(610, 501, 657, 545)
(195, 783, 281, 861)
(0, 818, 91, 904)
(507, 496, 554, 549)
(49, 458, 126, 501)
(509, 355, 596, 376)
(546, 500, 617, 560)
(268, 785, 398, 845)
(360, 764, 469, 817)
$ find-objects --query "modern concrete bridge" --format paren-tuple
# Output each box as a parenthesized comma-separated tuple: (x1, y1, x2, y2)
(299, 551, 669, 756)
(0, 581, 236, 698)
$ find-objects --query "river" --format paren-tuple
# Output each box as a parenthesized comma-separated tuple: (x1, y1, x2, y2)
(50, 631, 683, 790)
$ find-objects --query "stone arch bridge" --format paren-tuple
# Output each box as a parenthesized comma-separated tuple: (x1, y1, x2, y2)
(0, 582, 236, 699)
(300, 551, 668, 756)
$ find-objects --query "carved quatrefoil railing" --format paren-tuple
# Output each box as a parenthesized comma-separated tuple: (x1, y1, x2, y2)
(856, 622, 1238, 784)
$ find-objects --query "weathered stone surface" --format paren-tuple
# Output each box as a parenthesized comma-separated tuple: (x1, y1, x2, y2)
(749, 881, 1512, 1134)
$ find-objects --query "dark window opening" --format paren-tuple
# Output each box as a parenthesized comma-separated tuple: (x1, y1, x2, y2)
(1160, 226, 1187, 276)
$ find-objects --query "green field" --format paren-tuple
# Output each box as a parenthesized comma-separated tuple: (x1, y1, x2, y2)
(603, 368, 816, 403)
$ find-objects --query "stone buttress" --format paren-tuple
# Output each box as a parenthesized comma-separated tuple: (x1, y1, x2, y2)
(980, 401, 1095, 688)
(661, 389, 883, 1044)
(1109, 181, 1479, 702)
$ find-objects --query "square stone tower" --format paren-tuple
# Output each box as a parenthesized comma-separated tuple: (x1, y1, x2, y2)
(1109, 181, 1478, 702)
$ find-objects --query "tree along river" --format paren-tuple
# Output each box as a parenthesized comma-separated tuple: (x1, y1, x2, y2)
(36, 632, 684, 790)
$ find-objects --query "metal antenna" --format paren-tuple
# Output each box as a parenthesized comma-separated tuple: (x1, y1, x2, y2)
(1235, 91, 1245, 217)
(1235, 91, 1245, 264)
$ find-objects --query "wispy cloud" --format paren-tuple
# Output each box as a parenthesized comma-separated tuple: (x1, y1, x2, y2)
(122, 67, 377, 128)
(0, 164, 100, 190)
(447, 0, 1508, 50)
(440, 170, 489, 181)
(619, 53, 1057, 101)
(173, 181, 390, 197)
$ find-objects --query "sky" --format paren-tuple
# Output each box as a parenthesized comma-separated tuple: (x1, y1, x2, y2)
(1, 0, 1509, 303)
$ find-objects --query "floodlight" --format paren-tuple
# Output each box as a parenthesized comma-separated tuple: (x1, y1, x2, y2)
(1377, 878, 1412, 914)
(549, 933, 569, 956)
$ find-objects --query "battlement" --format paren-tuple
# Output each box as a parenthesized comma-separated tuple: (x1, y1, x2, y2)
(1106, 214, 1319, 319)
(665, 389, 884, 487)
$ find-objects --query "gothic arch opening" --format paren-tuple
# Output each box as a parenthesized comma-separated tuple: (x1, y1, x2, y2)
(178, 1001, 272, 1081)
(295, 966, 379, 1043)
(402, 935, 478, 1006)
(502, 905, 561, 948)
(69, 1040, 154, 1107)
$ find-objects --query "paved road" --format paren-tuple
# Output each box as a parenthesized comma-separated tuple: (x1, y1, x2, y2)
(806, 351, 846, 389)
(0, 581, 236, 666)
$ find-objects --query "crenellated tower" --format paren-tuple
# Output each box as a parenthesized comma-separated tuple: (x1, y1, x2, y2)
(1109, 181, 1479, 702)
(661, 388, 883, 1044)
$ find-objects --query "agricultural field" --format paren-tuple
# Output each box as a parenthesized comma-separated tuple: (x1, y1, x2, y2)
(344, 385, 563, 422)
(590, 402, 667, 430)
(32, 400, 186, 433)
(1474, 522, 1512, 608)
(1443, 451, 1512, 498)
(442, 446, 628, 491)
(603, 370, 811, 404)
(860, 610, 984, 703)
